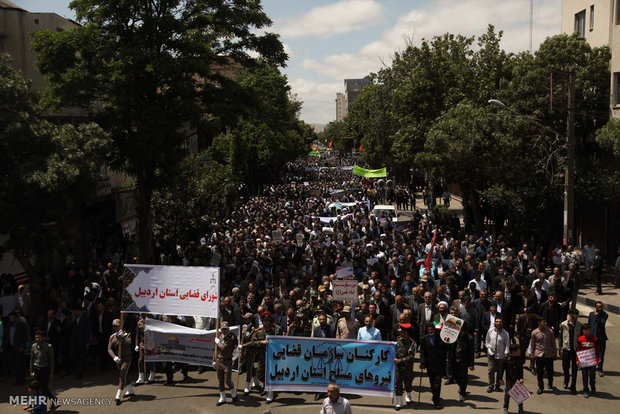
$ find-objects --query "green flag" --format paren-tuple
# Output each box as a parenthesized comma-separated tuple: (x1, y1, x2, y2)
(352, 165, 387, 178)
(432, 314, 443, 330)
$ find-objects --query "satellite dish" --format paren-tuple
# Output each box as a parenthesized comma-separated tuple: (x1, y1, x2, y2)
(386, 180, 394, 189)
(377, 179, 386, 189)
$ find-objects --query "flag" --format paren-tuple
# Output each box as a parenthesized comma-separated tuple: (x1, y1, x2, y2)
(329, 140, 333, 148)
(424, 228, 437, 271)
(359, 145, 363, 151)
(432, 314, 443, 330)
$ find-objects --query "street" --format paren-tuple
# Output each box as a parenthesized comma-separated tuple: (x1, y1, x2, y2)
(3, 306, 619, 413)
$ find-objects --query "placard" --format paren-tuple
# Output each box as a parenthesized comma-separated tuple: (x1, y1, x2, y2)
(272, 230, 283, 243)
(577, 347, 597, 368)
(332, 279, 359, 302)
(210, 251, 221, 267)
(336, 266, 354, 279)
(296, 233, 304, 247)
(508, 381, 532, 405)
(440, 315, 464, 343)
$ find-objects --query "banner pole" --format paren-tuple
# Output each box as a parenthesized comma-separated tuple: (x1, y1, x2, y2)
(214, 267, 221, 362)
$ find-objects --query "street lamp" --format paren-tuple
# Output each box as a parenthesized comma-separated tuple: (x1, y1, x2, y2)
(488, 97, 576, 245)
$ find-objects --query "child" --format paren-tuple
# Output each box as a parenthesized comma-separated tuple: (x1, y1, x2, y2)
(577, 323, 600, 398)
(26, 380, 47, 414)
(504, 343, 525, 414)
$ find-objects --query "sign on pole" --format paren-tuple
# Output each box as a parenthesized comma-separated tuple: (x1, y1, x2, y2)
(123, 265, 219, 317)
(440, 315, 464, 343)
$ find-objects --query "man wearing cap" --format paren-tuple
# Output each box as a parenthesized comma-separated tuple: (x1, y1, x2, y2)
(108, 319, 134, 405)
(336, 306, 359, 339)
(559, 309, 581, 393)
(240, 312, 258, 395)
(215, 321, 239, 406)
(394, 323, 416, 410)
(247, 313, 281, 403)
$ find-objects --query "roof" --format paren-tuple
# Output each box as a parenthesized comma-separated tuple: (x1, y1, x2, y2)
(0, 0, 26, 11)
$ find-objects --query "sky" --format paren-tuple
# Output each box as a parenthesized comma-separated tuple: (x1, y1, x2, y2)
(15, 0, 562, 125)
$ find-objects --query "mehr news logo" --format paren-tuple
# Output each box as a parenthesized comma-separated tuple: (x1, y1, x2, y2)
(10, 395, 114, 407)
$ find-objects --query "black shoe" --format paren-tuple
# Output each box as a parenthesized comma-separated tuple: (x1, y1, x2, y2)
(50, 403, 59, 412)
(475, 352, 481, 358)
(115, 399, 121, 406)
(584, 391, 590, 398)
(591, 386, 596, 395)
(243, 389, 250, 396)
(164, 381, 175, 386)
(487, 386, 494, 393)
(537, 388, 543, 395)
(563, 383, 569, 390)
(459, 394, 466, 402)
(598, 371, 605, 377)
(231, 395, 238, 403)
(314, 393, 322, 401)
(445, 379, 454, 385)
(434, 403, 443, 409)
(570, 388, 577, 395)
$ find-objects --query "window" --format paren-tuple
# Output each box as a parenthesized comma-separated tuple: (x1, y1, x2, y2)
(589, 5, 594, 31)
(34, 19, 39, 24)
(575, 10, 586, 37)
(614, 73, 620, 106)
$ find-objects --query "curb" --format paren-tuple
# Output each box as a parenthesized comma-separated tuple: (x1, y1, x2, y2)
(577, 294, 620, 315)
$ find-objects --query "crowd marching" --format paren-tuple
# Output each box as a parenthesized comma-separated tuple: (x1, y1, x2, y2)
(0, 148, 611, 413)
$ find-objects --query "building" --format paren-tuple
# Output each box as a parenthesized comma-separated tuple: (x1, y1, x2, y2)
(561, 0, 620, 258)
(344, 76, 372, 113)
(0, 0, 86, 121)
(336, 92, 346, 121)
(561, 0, 620, 118)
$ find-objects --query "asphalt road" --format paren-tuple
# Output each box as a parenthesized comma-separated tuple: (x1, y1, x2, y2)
(2, 309, 619, 413)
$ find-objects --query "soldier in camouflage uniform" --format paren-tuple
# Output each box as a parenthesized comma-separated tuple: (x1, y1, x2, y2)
(247, 313, 280, 403)
(394, 323, 417, 410)
(239, 312, 258, 395)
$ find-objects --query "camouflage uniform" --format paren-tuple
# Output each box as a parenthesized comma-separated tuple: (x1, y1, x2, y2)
(239, 324, 257, 382)
(248, 325, 281, 384)
(395, 336, 416, 396)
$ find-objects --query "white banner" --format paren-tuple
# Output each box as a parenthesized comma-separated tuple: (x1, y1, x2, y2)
(124, 265, 219, 317)
(508, 381, 532, 405)
(332, 280, 358, 303)
(144, 318, 239, 366)
(440, 315, 464, 344)
(577, 347, 597, 368)
(336, 266, 354, 279)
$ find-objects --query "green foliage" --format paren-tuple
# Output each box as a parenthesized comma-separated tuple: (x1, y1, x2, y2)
(596, 118, 620, 156)
(319, 120, 352, 153)
(0, 53, 109, 254)
(32, 0, 288, 261)
(344, 26, 615, 240)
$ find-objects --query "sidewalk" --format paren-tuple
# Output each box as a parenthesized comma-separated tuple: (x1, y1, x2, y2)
(577, 271, 620, 315)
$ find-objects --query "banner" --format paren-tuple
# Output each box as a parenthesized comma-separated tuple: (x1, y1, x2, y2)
(144, 319, 240, 366)
(440, 315, 464, 343)
(124, 265, 219, 317)
(266, 336, 396, 397)
(352, 165, 387, 178)
(336, 266, 354, 279)
(332, 280, 358, 302)
(309, 151, 321, 157)
(508, 381, 532, 405)
(577, 347, 597, 368)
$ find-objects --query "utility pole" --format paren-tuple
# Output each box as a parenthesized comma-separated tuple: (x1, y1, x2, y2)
(563, 71, 576, 245)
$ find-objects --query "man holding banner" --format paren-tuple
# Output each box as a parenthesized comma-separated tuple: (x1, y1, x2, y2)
(215, 321, 239, 406)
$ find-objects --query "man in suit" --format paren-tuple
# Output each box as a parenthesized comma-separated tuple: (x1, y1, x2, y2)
(590, 249, 603, 295)
(6, 311, 28, 384)
(45, 309, 62, 371)
(420, 324, 447, 409)
(588, 301, 608, 376)
(389, 296, 410, 339)
(312, 313, 335, 338)
(417, 292, 437, 339)
(90, 301, 114, 370)
(559, 309, 582, 393)
(71, 305, 90, 379)
(494, 290, 514, 338)
(368, 303, 388, 340)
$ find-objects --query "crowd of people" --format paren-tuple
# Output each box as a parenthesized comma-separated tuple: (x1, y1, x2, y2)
(0, 150, 612, 413)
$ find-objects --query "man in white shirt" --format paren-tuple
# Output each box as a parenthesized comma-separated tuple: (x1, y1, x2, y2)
(485, 316, 510, 393)
(321, 383, 352, 414)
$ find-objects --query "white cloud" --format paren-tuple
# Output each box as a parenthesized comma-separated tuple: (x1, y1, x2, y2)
(290, 78, 342, 124)
(293, 0, 562, 123)
(276, 0, 384, 39)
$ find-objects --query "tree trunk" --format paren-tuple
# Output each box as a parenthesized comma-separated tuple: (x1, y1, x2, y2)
(136, 171, 154, 264)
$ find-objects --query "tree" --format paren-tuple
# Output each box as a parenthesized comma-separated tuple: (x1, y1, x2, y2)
(0, 54, 109, 310)
(32, 0, 287, 262)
